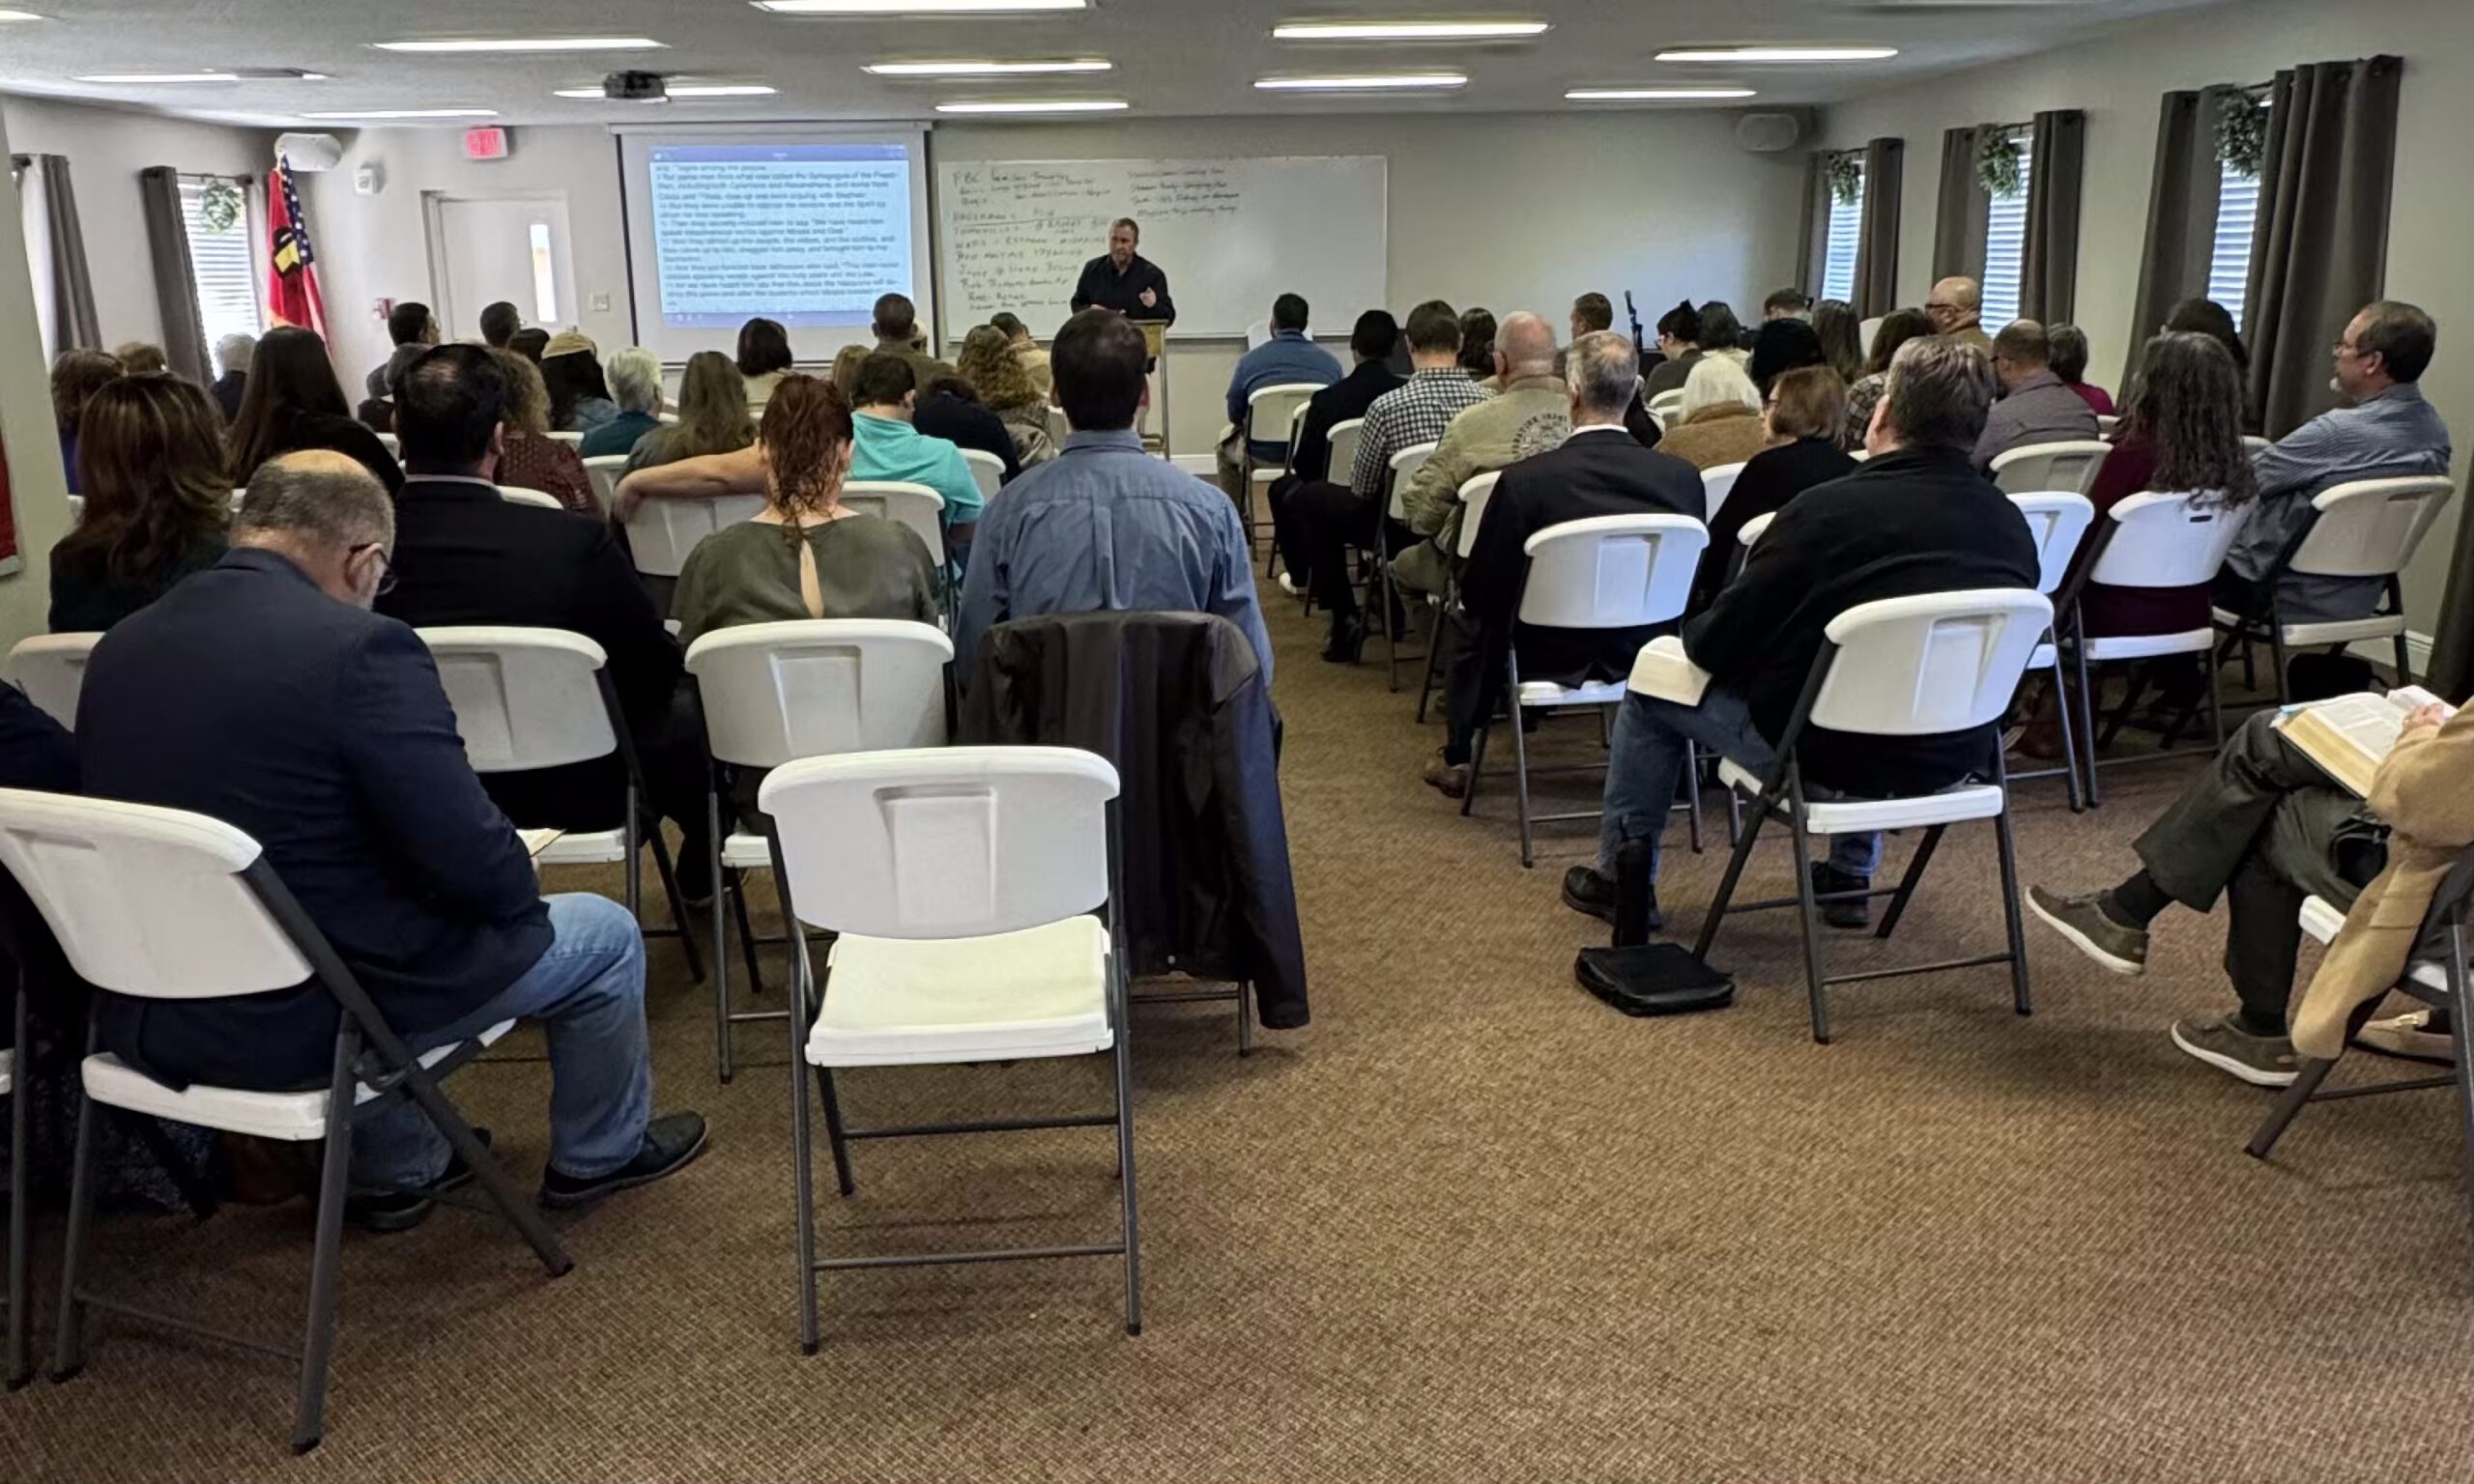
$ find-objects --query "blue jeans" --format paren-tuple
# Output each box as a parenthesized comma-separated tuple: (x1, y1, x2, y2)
(1597, 685, 1882, 880)
(353, 894, 652, 1190)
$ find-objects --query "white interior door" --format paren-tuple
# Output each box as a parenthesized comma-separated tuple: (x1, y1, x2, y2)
(425, 193, 576, 338)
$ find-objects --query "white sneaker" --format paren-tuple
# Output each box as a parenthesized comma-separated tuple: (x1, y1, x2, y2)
(2355, 1010, 2458, 1065)
(1278, 572, 1302, 597)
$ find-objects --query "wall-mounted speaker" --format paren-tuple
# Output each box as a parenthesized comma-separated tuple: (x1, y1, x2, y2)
(273, 131, 344, 172)
(1735, 111, 1811, 154)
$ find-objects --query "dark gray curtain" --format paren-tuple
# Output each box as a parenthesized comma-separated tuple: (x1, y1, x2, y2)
(2020, 109, 2085, 324)
(2243, 55, 2403, 438)
(1796, 152, 1830, 297)
(2120, 87, 2236, 387)
(1930, 126, 1987, 284)
(1854, 136, 1903, 318)
(2433, 522, 2474, 698)
(11, 153, 101, 355)
(139, 166, 212, 386)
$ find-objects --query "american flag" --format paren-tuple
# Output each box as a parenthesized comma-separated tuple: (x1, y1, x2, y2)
(265, 155, 328, 337)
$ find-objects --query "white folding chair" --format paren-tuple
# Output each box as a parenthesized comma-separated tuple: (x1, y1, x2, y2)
(1648, 388, 1686, 421)
(624, 494, 767, 580)
(582, 454, 629, 514)
(1736, 511, 1777, 550)
(2096, 414, 2120, 442)
(373, 431, 399, 457)
(1990, 439, 2112, 496)
(1281, 415, 1367, 603)
(6, 633, 101, 728)
(1241, 382, 1324, 548)
(0, 788, 566, 1452)
(2000, 492, 2096, 810)
(417, 627, 703, 976)
(546, 430, 585, 446)
(760, 746, 1137, 1351)
(1701, 462, 1748, 525)
(1856, 317, 1886, 354)
(1462, 514, 1710, 867)
(683, 619, 953, 1082)
(1690, 588, 2054, 1042)
(2050, 491, 2250, 805)
(958, 448, 1005, 507)
(2244, 884, 2474, 1256)
(1413, 471, 1504, 724)
(1245, 319, 1273, 351)
(2243, 434, 2274, 459)
(1046, 402, 1074, 450)
(2210, 474, 2456, 701)
(65, 495, 84, 525)
(840, 480, 948, 559)
(1371, 441, 1439, 692)
(497, 485, 565, 511)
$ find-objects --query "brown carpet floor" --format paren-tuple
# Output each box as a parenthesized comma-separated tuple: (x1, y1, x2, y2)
(7, 585, 2472, 1483)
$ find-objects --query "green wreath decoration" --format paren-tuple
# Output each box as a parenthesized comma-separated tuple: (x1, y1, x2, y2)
(199, 178, 244, 234)
(1974, 133, 2023, 199)
(1826, 152, 1862, 208)
(2215, 94, 2268, 179)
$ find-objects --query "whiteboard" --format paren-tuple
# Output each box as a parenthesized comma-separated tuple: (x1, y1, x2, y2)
(935, 156, 1387, 340)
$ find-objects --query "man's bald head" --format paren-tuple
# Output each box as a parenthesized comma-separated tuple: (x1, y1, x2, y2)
(236, 450, 397, 609)
(1495, 312, 1559, 380)
(1928, 277, 1983, 334)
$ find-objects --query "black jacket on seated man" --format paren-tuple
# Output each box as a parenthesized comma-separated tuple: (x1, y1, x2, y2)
(1290, 358, 1405, 486)
(377, 476, 686, 833)
(1683, 446, 2039, 796)
(79, 549, 550, 1090)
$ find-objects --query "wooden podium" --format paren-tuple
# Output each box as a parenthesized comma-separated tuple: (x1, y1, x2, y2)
(1136, 320, 1170, 456)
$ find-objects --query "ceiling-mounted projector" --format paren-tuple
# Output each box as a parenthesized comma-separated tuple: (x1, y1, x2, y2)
(602, 71, 671, 102)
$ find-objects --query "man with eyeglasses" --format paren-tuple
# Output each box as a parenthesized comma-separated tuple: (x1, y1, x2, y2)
(1925, 276, 1992, 350)
(78, 449, 708, 1232)
(2221, 300, 2452, 630)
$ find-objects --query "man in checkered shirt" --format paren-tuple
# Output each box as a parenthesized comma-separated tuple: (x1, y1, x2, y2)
(1288, 300, 1490, 663)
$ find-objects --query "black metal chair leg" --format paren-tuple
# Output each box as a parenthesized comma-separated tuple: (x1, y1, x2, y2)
(1993, 796, 2032, 1017)
(815, 1063, 855, 1198)
(1510, 701, 1537, 869)
(1683, 738, 1705, 854)
(1461, 725, 1488, 816)
(2246, 1056, 2339, 1158)
(644, 822, 705, 985)
(1112, 985, 1142, 1337)
(710, 790, 733, 1084)
(290, 1035, 359, 1454)
(6, 985, 30, 1390)
(732, 870, 765, 1001)
(48, 1024, 101, 1383)
(1787, 780, 1832, 1044)
(785, 923, 820, 1356)
(1691, 784, 1772, 961)
(1872, 825, 1946, 942)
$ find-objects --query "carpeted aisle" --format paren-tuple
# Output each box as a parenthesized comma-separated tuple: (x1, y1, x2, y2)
(7, 577, 2471, 1483)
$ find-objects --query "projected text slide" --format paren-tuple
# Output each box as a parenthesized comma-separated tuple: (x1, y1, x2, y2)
(648, 143, 914, 329)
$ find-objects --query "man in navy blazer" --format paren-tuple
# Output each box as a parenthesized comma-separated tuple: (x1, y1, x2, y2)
(78, 452, 705, 1227)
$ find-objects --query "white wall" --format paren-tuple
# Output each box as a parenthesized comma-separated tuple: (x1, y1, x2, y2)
(0, 102, 75, 644)
(1817, 0, 2474, 642)
(0, 96, 273, 352)
(304, 112, 1806, 452)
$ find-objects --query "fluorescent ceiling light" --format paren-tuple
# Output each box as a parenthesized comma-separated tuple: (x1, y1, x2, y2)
(1566, 87, 1757, 101)
(302, 108, 500, 120)
(1272, 19, 1547, 42)
(374, 37, 666, 54)
(1254, 72, 1466, 91)
(866, 59, 1113, 75)
(554, 83, 779, 98)
(1654, 45, 1899, 63)
(74, 71, 242, 83)
(759, 0, 1085, 13)
(0, 10, 47, 20)
(935, 98, 1127, 113)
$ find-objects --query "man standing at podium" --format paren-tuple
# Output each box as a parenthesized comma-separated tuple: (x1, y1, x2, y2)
(1073, 218, 1176, 326)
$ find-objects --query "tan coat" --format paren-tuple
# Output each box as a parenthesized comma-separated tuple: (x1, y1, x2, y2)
(1400, 374, 1572, 539)
(1656, 403, 1769, 471)
(2291, 706, 2474, 1058)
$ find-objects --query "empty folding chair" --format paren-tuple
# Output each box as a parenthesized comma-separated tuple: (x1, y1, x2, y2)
(2055, 491, 2251, 805)
(683, 619, 952, 1082)
(1239, 383, 1324, 549)
(6, 633, 102, 729)
(497, 486, 566, 511)
(1701, 462, 1748, 525)
(624, 494, 767, 581)
(1414, 471, 1502, 724)
(1690, 588, 2054, 1042)
(0, 788, 568, 1452)
(417, 627, 702, 978)
(761, 746, 1139, 1350)
(1369, 441, 1438, 691)
(2211, 474, 2456, 702)
(1990, 440, 2112, 496)
(582, 454, 629, 514)
(1462, 514, 1709, 868)
(2000, 492, 2096, 810)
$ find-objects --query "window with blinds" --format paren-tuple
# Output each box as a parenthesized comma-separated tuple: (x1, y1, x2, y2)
(1820, 160, 1864, 303)
(1980, 130, 2033, 328)
(2207, 157, 2261, 332)
(180, 176, 263, 368)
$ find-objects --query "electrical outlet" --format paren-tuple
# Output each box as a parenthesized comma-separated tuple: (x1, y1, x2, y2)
(590, 293, 612, 313)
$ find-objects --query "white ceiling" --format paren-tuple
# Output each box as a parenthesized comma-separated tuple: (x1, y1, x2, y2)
(0, 0, 2235, 128)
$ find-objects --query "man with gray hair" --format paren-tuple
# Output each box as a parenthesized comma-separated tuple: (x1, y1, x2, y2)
(1973, 319, 2098, 471)
(1566, 336, 2040, 930)
(210, 331, 254, 422)
(1392, 310, 1572, 597)
(80, 448, 707, 1231)
(582, 345, 666, 458)
(1424, 331, 1706, 797)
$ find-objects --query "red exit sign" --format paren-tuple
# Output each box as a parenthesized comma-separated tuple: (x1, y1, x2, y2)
(463, 127, 511, 161)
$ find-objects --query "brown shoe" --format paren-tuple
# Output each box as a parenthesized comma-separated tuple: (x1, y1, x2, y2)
(1423, 751, 1471, 799)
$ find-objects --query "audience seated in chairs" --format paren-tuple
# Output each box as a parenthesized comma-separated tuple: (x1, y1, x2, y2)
(487, 349, 597, 514)
(1814, 300, 1864, 385)
(1564, 336, 2039, 929)
(2218, 300, 2452, 634)
(210, 332, 252, 423)
(378, 344, 715, 902)
(1215, 292, 1344, 513)
(479, 300, 522, 350)
(581, 347, 667, 459)
(1842, 308, 1933, 451)
(1655, 357, 1769, 471)
(1265, 309, 1404, 587)
(1390, 311, 1571, 601)
(1747, 318, 1827, 394)
(913, 375, 1021, 485)
(1763, 287, 1814, 323)
(1975, 319, 2102, 471)
(622, 350, 756, 476)
(2050, 325, 2113, 416)
(76, 450, 707, 1229)
(990, 310, 1052, 397)
(50, 347, 124, 497)
(539, 331, 619, 435)
(954, 324, 1057, 470)
(110, 341, 166, 377)
(1927, 276, 1992, 351)
(1643, 300, 1705, 400)
(1425, 330, 1707, 798)
(668, 376, 942, 645)
(2028, 699, 2469, 1087)
(829, 294, 956, 404)
(1458, 307, 1499, 386)
(957, 308, 1270, 680)
(1695, 366, 1856, 608)
(1697, 300, 1751, 367)
(1295, 300, 1485, 663)
(49, 375, 231, 634)
(736, 317, 794, 413)
(362, 300, 438, 408)
(230, 326, 403, 495)
(508, 326, 550, 365)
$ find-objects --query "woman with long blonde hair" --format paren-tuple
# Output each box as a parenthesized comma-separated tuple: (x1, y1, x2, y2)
(955, 324, 1057, 467)
(626, 350, 758, 473)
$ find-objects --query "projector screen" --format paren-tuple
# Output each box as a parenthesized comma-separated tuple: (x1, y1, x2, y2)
(616, 125, 934, 367)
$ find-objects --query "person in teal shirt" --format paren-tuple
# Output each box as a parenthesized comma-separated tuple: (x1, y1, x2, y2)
(848, 351, 983, 534)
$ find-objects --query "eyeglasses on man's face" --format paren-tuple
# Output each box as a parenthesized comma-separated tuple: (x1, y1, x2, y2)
(352, 543, 397, 596)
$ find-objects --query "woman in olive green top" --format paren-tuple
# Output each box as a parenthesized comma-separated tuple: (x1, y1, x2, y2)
(666, 373, 941, 645)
